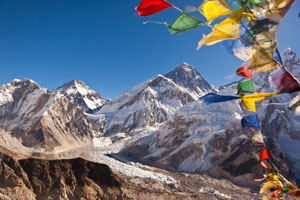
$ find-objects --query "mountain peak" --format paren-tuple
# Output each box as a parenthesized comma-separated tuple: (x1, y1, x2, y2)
(55, 79, 108, 111)
(172, 62, 195, 73)
(283, 48, 299, 62)
(164, 63, 217, 98)
(56, 79, 88, 92)
(1, 78, 41, 93)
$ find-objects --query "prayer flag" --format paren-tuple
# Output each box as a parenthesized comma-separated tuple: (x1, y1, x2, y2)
(250, 42, 279, 72)
(236, 64, 253, 78)
(269, 67, 300, 93)
(197, 2, 246, 49)
(167, 12, 205, 34)
(135, 0, 173, 16)
(241, 114, 260, 128)
(260, 147, 270, 162)
(199, 0, 233, 24)
(241, 93, 278, 112)
(259, 147, 273, 169)
(200, 92, 241, 104)
(237, 79, 254, 94)
(223, 39, 253, 61)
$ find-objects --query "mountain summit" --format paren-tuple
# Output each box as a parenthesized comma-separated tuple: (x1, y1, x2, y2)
(55, 79, 109, 111)
(164, 63, 217, 98)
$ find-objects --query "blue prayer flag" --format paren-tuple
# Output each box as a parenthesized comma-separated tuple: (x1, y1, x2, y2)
(241, 114, 260, 129)
(200, 93, 241, 104)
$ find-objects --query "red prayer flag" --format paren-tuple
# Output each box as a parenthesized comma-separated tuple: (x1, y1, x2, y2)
(236, 63, 252, 78)
(260, 147, 273, 169)
(269, 67, 300, 93)
(260, 147, 270, 162)
(135, 0, 173, 16)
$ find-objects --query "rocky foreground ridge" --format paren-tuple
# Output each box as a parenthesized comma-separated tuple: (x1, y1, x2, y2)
(0, 148, 267, 200)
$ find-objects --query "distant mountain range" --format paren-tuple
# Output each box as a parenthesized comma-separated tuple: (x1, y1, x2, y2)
(0, 48, 299, 198)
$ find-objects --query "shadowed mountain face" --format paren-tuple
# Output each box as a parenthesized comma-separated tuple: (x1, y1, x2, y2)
(164, 63, 217, 98)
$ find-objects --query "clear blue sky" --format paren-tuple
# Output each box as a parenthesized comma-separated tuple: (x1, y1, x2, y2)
(0, 0, 299, 98)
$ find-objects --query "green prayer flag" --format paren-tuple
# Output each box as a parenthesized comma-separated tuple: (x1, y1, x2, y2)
(167, 12, 205, 34)
(237, 79, 254, 94)
(283, 187, 289, 193)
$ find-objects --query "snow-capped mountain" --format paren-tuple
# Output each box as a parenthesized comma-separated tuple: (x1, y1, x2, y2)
(55, 79, 109, 112)
(0, 51, 299, 192)
(97, 63, 217, 135)
(0, 79, 97, 155)
(123, 83, 293, 189)
(164, 63, 218, 98)
(97, 78, 194, 135)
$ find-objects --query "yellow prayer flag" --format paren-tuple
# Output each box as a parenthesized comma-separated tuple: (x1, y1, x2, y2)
(197, 2, 246, 49)
(250, 42, 279, 72)
(199, 0, 233, 24)
(241, 93, 278, 112)
(260, 181, 277, 194)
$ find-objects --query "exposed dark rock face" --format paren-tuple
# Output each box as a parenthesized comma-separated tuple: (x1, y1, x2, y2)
(0, 151, 124, 200)
(164, 63, 217, 97)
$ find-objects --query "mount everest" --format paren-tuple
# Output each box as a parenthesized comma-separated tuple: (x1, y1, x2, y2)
(0, 49, 299, 199)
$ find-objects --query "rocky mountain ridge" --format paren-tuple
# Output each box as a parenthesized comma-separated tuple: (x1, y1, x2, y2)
(0, 79, 101, 155)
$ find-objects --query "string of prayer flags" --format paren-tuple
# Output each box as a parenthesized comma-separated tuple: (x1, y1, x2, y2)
(241, 114, 260, 128)
(241, 93, 278, 112)
(260, 147, 273, 169)
(198, 0, 233, 24)
(240, 18, 279, 46)
(253, 0, 295, 43)
(236, 64, 253, 78)
(200, 92, 241, 104)
(269, 67, 300, 93)
(135, 0, 173, 16)
(197, 2, 247, 49)
(256, 147, 300, 199)
(237, 79, 254, 94)
(260, 173, 284, 199)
